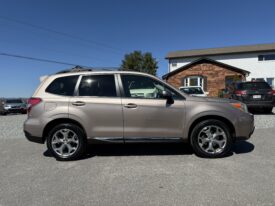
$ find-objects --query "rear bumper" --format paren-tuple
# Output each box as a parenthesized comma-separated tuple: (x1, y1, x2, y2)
(24, 131, 44, 144)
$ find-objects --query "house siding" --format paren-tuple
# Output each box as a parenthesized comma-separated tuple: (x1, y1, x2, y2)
(168, 52, 275, 87)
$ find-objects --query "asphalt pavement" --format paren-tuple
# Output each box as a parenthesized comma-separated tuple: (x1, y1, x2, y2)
(0, 114, 275, 206)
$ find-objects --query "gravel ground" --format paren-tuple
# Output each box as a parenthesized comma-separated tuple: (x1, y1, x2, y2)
(0, 110, 275, 206)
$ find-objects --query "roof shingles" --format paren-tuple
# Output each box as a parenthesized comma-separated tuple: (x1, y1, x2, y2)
(166, 43, 275, 59)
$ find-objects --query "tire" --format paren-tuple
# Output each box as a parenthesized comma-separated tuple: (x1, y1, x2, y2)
(190, 119, 233, 158)
(264, 107, 273, 114)
(46, 123, 87, 161)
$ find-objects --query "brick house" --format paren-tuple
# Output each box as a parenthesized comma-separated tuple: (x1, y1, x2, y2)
(163, 58, 249, 97)
(163, 43, 275, 96)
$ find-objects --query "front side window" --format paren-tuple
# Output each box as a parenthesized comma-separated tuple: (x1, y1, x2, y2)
(266, 78, 274, 88)
(78, 75, 117, 97)
(46, 75, 78, 96)
(121, 74, 181, 99)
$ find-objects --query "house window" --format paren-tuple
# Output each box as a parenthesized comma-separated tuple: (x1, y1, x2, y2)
(172, 63, 177, 67)
(183, 76, 205, 89)
(258, 54, 275, 61)
(266, 78, 274, 88)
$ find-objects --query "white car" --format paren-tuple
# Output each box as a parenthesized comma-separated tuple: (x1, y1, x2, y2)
(179, 86, 209, 97)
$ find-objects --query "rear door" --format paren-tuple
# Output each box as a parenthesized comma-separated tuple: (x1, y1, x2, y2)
(69, 74, 123, 139)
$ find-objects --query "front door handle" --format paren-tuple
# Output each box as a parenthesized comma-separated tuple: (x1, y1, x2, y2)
(72, 101, 86, 106)
(124, 103, 137, 108)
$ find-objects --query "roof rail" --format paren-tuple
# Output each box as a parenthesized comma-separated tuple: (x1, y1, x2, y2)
(55, 66, 121, 74)
(56, 66, 93, 74)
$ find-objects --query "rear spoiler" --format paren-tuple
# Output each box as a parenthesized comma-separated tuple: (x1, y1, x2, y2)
(40, 75, 48, 82)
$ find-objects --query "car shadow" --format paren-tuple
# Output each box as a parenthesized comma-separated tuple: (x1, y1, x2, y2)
(231, 140, 255, 154)
(43, 141, 254, 160)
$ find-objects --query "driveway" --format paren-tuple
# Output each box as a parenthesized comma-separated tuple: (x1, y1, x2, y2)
(0, 113, 275, 206)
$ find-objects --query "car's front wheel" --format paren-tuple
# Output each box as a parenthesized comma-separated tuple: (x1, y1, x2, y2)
(46, 123, 87, 161)
(190, 119, 233, 158)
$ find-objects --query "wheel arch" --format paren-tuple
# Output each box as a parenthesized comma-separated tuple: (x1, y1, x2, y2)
(42, 118, 87, 143)
(187, 115, 236, 142)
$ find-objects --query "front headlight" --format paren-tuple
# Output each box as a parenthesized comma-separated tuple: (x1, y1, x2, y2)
(230, 102, 248, 113)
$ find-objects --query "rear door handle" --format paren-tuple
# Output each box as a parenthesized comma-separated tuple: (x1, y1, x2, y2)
(124, 103, 137, 108)
(72, 101, 86, 106)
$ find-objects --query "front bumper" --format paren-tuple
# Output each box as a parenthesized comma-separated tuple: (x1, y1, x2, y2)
(4, 108, 27, 113)
(235, 113, 255, 141)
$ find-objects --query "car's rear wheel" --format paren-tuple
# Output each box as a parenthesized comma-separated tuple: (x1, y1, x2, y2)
(190, 119, 233, 158)
(46, 123, 86, 161)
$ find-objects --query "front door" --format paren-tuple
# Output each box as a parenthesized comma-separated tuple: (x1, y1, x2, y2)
(119, 74, 185, 140)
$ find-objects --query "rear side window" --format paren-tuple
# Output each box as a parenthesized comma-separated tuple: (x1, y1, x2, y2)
(237, 82, 271, 90)
(78, 75, 117, 97)
(46, 76, 78, 96)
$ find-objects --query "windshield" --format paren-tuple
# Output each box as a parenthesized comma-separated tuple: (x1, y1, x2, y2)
(6, 99, 23, 104)
(237, 82, 271, 90)
(180, 87, 204, 94)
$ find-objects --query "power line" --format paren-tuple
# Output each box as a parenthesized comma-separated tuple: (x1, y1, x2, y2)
(0, 15, 124, 53)
(0, 52, 90, 67)
(0, 38, 108, 63)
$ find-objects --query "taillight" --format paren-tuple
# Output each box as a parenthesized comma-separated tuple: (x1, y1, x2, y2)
(235, 90, 247, 96)
(267, 90, 275, 95)
(27, 98, 42, 114)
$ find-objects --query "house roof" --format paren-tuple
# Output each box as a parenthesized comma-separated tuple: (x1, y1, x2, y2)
(162, 58, 250, 79)
(166, 43, 275, 59)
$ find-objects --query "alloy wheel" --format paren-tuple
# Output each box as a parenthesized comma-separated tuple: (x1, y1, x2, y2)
(197, 125, 227, 154)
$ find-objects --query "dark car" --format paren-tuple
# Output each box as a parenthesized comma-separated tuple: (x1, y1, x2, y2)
(0, 98, 27, 115)
(230, 81, 275, 113)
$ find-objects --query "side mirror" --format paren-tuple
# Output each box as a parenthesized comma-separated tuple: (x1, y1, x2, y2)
(162, 91, 174, 104)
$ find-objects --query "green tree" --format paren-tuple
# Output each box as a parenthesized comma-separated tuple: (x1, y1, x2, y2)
(121, 51, 158, 75)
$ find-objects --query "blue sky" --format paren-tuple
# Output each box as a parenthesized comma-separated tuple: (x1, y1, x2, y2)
(0, 0, 275, 97)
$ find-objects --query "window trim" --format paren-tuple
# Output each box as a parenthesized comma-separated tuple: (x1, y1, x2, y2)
(118, 73, 185, 100)
(74, 73, 120, 98)
(183, 76, 205, 90)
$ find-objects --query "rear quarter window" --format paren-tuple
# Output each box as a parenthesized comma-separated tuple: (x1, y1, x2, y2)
(46, 75, 79, 96)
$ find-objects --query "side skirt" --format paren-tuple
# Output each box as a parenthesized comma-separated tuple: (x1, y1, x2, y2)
(88, 137, 184, 144)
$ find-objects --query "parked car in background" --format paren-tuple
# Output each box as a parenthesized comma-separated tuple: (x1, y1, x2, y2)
(179, 86, 208, 97)
(24, 69, 254, 160)
(230, 81, 275, 113)
(1, 98, 27, 115)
